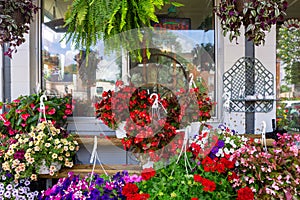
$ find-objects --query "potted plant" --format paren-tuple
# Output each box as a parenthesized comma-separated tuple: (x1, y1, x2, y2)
(0, 0, 39, 58)
(64, 0, 183, 61)
(133, 125, 250, 199)
(38, 171, 144, 199)
(233, 133, 300, 199)
(214, 0, 288, 46)
(0, 172, 39, 199)
(0, 92, 73, 136)
(95, 80, 215, 163)
(0, 121, 79, 181)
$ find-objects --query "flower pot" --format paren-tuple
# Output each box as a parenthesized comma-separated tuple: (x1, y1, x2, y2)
(37, 160, 62, 175)
(116, 121, 127, 138)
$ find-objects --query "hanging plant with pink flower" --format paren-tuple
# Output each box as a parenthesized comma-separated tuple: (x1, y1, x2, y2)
(0, 92, 73, 136)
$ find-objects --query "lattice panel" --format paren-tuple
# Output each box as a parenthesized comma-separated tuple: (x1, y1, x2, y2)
(223, 57, 274, 113)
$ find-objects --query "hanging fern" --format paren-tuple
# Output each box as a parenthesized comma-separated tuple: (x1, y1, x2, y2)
(64, 0, 183, 61)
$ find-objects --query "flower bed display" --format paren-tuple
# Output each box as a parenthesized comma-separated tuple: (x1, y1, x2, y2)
(38, 171, 143, 199)
(38, 124, 300, 199)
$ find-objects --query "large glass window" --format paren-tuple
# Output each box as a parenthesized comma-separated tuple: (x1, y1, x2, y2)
(276, 0, 300, 131)
(42, 0, 215, 117)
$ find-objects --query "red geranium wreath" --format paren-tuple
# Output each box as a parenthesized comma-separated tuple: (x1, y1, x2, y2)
(95, 81, 214, 156)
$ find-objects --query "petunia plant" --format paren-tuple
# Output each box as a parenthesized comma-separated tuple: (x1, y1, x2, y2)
(38, 171, 145, 199)
(1, 121, 79, 181)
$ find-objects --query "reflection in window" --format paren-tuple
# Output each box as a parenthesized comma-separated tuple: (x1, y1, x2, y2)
(42, 0, 215, 117)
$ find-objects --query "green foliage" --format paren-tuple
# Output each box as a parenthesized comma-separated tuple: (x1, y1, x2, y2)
(137, 152, 236, 199)
(278, 19, 300, 85)
(0, 92, 72, 135)
(64, 0, 183, 61)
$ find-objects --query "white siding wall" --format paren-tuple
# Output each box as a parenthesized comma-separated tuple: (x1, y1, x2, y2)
(220, 26, 277, 134)
(10, 34, 31, 99)
(255, 26, 277, 134)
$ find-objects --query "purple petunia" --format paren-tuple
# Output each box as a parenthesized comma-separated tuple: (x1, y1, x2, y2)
(217, 140, 225, 148)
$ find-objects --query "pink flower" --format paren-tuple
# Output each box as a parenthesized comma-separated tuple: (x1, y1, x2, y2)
(9, 129, 15, 135)
(21, 113, 30, 121)
(16, 109, 22, 113)
(290, 145, 298, 156)
(13, 99, 20, 103)
(64, 109, 72, 115)
(266, 188, 275, 195)
(21, 123, 27, 127)
(47, 108, 56, 115)
(4, 121, 11, 126)
(272, 182, 279, 191)
(66, 104, 72, 109)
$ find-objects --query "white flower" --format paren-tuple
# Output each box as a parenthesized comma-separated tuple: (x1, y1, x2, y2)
(224, 148, 230, 154)
(229, 148, 235, 154)
(69, 146, 75, 151)
(54, 139, 60, 145)
(62, 139, 68, 145)
(34, 146, 40, 151)
(225, 137, 231, 144)
(63, 146, 68, 151)
(29, 141, 33, 147)
(45, 143, 51, 148)
(52, 153, 58, 159)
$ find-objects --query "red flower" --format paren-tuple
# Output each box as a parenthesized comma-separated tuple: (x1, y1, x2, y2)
(227, 172, 238, 182)
(122, 183, 139, 197)
(127, 193, 150, 200)
(191, 198, 199, 200)
(201, 178, 216, 192)
(141, 167, 156, 181)
(193, 174, 216, 192)
(236, 187, 254, 200)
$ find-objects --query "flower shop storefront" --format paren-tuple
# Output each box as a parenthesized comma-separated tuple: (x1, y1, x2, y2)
(0, 0, 300, 199)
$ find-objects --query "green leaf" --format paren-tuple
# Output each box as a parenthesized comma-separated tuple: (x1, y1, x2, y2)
(171, 2, 184, 7)
(250, 10, 256, 17)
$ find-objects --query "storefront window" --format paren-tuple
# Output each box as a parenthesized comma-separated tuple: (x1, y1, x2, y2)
(42, 0, 215, 117)
(276, 0, 300, 131)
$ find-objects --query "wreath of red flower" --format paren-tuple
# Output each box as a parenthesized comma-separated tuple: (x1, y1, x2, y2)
(95, 81, 214, 156)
